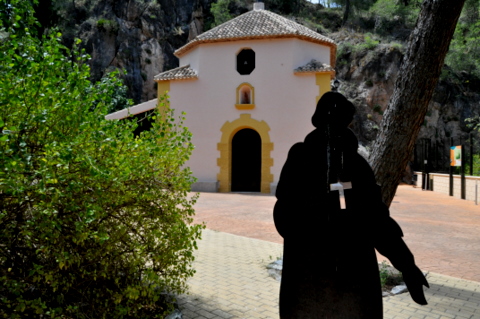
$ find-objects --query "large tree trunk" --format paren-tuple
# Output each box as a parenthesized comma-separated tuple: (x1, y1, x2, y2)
(369, 0, 466, 207)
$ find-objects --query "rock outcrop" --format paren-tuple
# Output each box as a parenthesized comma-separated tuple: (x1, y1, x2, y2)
(333, 30, 480, 156)
(58, 0, 214, 104)
(55, 1, 479, 157)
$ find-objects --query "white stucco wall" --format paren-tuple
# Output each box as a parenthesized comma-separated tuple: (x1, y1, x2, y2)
(181, 46, 200, 71)
(291, 38, 332, 69)
(169, 38, 331, 189)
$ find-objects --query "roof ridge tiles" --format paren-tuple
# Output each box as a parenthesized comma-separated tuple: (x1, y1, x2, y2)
(174, 8, 335, 57)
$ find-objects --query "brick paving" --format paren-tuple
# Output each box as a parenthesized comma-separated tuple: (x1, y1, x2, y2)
(178, 185, 480, 318)
(387, 186, 480, 283)
(191, 185, 480, 282)
(177, 230, 480, 319)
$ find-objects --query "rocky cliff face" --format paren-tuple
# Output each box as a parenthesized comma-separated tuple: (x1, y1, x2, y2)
(57, 1, 479, 153)
(333, 30, 480, 152)
(58, 0, 214, 104)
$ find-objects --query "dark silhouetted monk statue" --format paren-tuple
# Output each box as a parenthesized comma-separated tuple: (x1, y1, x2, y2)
(273, 91, 429, 318)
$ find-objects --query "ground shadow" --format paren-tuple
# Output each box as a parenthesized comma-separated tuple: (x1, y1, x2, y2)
(176, 292, 244, 319)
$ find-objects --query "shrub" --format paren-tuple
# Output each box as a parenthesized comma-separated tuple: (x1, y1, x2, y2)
(379, 261, 389, 288)
(465, 154, 480, 176)
(0, 10, 202, 319)
(337, 41, 354, 58)
(211, 0, 232, 27)
(389, 41, 403, 51)
(96, 18, 119, 34)
(356, 33, 380, 52)
(378, 261, 403, 288)
(373, 104, 383, 115)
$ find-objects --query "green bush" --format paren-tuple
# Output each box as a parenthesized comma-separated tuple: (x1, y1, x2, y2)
(337, 41, 354, 57)
(378, 261, 403, 288)
(464, 118, 480, 176)
(96, 18, 119, 34)
(379, 261, 389, 288)
(373, 104, 383, 115)
(466, 117, 480, 131)
(389, 41, 403, 51)
(0, 9, 203, 318)
(465, 154, 480, 176)
(351, 33, 380, 53)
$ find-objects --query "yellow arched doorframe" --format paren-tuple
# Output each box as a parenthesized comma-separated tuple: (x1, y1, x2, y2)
(217, 114, 274, 193)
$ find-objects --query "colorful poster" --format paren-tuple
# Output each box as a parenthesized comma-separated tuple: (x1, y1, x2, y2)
(450, 145, 462, 167)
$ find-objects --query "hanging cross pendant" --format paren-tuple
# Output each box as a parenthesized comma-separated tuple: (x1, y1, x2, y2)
(330, 181, 352, 209)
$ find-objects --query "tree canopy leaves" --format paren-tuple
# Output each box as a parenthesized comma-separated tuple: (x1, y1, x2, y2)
(445, 0, 480, 78)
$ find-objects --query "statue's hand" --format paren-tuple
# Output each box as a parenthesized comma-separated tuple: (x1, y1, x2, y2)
(403, 265, 430, 305)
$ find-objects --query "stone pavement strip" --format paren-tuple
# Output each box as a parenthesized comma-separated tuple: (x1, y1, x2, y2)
(177, 229, 480, 319)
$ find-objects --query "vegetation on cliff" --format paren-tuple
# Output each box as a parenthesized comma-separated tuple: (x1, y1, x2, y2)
(7, 0, 477, 110)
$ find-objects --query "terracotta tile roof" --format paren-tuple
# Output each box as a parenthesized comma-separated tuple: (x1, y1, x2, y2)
(154, 64, 198, 81)
(294, 59, 334, 73)
(174, 7, 336, 59)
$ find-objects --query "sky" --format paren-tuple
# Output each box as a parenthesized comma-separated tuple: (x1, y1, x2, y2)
(307, 0, 340, 7)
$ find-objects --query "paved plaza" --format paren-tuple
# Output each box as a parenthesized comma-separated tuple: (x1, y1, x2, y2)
(177, 186, 480, 318)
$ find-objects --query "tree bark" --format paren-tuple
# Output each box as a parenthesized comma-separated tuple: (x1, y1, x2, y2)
(369, 0, 466, 207)
(342, 0, 350, 25)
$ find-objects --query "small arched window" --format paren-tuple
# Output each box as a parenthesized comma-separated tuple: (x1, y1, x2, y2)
(240, 85, 251, 104)
(235, 83, 255, 110)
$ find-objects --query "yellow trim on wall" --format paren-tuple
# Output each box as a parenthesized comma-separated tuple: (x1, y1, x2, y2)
(235, 104, 255, 110)
(217, 114, 274, 193)
(156, 81, 170, 97)
(235, 82, 255, 109)
(156, 81, 171, 119)
(315, 73, 332, 103)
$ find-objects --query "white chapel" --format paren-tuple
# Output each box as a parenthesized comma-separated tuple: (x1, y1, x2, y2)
(106, 2, 337, 194)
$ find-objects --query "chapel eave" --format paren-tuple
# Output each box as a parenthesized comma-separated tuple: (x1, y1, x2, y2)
(154, 64, 198, 82)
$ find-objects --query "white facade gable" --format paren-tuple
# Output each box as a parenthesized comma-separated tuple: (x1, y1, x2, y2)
(108, 3, 336, 193)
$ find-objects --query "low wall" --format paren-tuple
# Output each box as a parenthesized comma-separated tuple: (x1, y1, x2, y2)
(415, 171, 480, 203)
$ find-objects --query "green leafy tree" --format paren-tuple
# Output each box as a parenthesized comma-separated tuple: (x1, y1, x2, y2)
(445, 0, 480, 78)
(369, 0, 422, 33)
(0, 3, 202, 318)
(330, 0, 376, 24)
(0, 0, 39, 35)
(211, 0, 233, 27)
(272, 0, 301, 14)
(317, 0, 337, 8)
